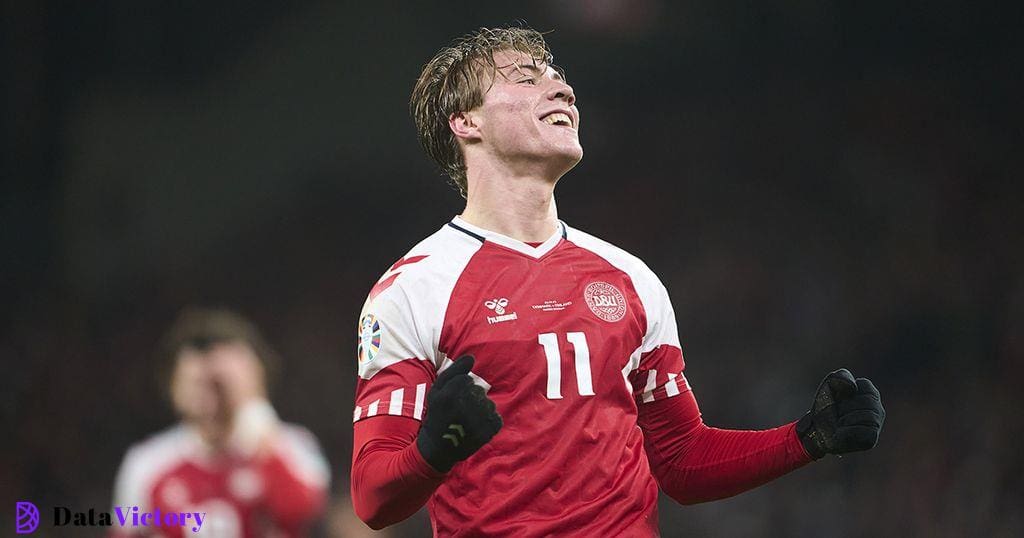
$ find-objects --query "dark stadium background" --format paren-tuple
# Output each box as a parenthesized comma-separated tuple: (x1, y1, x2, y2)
(3, 1, 1021, 536)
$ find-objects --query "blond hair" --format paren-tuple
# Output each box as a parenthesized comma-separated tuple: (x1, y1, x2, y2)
(410, 26, 561, 196)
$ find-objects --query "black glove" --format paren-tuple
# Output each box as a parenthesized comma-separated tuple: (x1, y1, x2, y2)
(416, 355, 503, 472)
(796, 368, 885, 459)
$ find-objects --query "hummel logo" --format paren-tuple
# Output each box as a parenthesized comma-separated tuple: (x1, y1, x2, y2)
(484, 298, 509, 315)
(443, 424, 465, 447)
(483, 298, 518, 325)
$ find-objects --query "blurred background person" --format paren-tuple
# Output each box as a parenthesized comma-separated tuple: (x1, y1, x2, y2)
(111, 308, 329, 537)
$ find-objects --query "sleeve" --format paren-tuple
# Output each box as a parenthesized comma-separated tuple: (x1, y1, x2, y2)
(638, 383, 812, 504)
(350, 415, 446, 529)
(110, 448, 148, 537)
(625, 273, 687, 404)
(350, 282, 448, 529)
(257, 425, 331, 530)
(353, 288, 438, 424)
(110, 434, 178, 537)
(112, 447, 144, 513)
(628, 272, 813, 504)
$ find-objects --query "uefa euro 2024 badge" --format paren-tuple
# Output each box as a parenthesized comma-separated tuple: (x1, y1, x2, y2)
(358, 314, 381, 364)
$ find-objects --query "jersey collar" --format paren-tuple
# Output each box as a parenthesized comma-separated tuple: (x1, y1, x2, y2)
(450, 216, 566, 259)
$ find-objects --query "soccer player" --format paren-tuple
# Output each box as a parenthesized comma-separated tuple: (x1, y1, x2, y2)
(113, 308, 330, 537)
(350, 27, 885, 536)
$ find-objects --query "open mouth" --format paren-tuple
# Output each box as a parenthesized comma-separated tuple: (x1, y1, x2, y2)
(541, 112, 574, 129)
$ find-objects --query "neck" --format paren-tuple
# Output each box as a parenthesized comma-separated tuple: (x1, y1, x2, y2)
(461, 164, 560, 243)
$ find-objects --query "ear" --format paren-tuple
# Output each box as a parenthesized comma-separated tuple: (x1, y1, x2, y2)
(449, 111, 481, 142)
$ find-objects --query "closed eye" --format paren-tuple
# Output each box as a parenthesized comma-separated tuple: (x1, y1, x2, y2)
(518, 78, 537, 85)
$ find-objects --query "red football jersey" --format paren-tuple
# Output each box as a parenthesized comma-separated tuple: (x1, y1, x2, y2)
(353, 217, 689, 536)
(112, 408, 329, 537)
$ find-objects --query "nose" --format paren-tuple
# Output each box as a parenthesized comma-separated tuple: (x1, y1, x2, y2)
(548, 80, 575, 106)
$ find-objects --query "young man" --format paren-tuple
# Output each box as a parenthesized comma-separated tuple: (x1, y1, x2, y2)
(113, 308, 329, 537)
(351, 27, 884, 536)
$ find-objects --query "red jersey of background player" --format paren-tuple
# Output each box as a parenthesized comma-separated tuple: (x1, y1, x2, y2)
(113, 403, 329, 537)
(351, 217, 812, 536)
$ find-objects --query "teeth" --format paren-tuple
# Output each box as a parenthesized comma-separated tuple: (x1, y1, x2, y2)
(543, 112, 572, 127)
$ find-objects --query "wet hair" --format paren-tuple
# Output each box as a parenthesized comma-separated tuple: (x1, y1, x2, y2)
(410, 25, 562, 196)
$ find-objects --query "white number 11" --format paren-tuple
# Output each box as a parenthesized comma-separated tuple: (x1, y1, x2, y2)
(538, 332, 595, 399)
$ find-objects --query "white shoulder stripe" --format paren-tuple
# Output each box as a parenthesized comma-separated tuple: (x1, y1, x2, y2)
(414, 383, 426, 420)
(388, 388, 404, 415)
(642, 369, 658, 403)
(665, 372, 681, 397)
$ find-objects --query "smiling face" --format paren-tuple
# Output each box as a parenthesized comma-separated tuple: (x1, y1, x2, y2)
(456, 49, 583, 181)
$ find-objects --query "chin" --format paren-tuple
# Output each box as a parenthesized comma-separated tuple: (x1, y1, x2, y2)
(550, 146, 583, 178)
(562, 143, 583, 166)
(569, 144, 584, 163)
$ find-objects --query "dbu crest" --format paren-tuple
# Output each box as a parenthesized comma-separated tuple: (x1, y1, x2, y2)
(584, 282, 627, 322)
